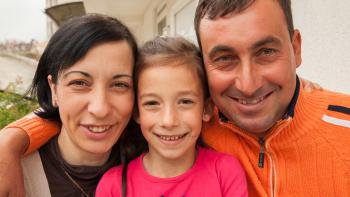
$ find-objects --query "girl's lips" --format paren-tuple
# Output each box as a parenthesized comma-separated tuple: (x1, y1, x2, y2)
(153, 132, 189, 141)
(153, 132, 189, 145)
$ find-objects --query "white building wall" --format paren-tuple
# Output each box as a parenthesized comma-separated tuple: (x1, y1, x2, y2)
(293, 0, 350, 94)
(139, 0, 198, 44)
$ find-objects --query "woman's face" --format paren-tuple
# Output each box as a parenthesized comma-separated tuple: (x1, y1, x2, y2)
(49, 41, 134, 165)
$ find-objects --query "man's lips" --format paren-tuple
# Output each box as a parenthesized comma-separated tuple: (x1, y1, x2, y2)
(230, 91, 274, 105)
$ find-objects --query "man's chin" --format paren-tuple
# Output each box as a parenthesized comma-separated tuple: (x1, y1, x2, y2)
(233, 118, 274, 137)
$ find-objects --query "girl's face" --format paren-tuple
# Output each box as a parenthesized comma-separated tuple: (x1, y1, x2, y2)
(49, 41, 134, 165)
(137, 64, 211, 162)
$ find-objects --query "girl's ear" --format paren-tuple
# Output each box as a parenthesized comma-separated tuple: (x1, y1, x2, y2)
(47, 75, 58, 107)
(133, 108, 140, 124)
(202, 98, 214, 122)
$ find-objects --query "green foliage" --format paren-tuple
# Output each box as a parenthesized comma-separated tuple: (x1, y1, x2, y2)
(0, 81, 38, 129)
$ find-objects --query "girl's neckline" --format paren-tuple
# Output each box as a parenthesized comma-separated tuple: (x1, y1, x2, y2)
(139, 147, 204, 183)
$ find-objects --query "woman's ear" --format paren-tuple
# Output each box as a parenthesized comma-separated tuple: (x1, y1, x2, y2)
(202, 98, 214, 122)
(47, 75, 58, 107)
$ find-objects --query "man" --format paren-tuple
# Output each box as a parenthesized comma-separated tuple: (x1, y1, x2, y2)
(195, 0, 350, 196)
(0, 0, 349, 196)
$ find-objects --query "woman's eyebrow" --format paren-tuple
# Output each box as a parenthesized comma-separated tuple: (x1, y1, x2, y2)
(62, 71, 90, 79)
(112, 74, 132, 79)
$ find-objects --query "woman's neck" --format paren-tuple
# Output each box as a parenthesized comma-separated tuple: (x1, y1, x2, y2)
(142, 146, 197, 178)
(58, 129, 111, 166)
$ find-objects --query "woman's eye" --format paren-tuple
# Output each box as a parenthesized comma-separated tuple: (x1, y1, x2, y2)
(69, 80, 88, 87)
(112, 82, 130, 89)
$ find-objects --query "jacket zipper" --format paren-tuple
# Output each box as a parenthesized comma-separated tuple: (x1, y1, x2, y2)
(220, 118, 292, 197)
(258, 137, 265, 168)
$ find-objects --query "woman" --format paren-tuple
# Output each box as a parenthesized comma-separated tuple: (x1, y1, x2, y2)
(4, 14, 138, 197)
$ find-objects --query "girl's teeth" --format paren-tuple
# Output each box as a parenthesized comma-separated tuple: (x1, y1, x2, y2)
(158, 134, 186, 141)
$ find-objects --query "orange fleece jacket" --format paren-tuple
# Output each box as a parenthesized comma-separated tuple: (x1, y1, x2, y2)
(202, 86, 350, 197)
(6, 83, 350, 197)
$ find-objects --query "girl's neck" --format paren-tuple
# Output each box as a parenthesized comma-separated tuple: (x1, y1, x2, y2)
(142, 146, 198, 178)
(58, 129, 110, 166)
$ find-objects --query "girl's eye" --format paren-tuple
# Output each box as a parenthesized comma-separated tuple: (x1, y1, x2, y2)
(142, 100, 159, 106)
(179, 99, 194, 105)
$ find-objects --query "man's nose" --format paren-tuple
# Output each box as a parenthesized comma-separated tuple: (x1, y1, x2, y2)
(234, 61, 262, 97)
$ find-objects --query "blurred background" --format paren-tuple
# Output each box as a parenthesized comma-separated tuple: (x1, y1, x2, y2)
(0, 0, 349, 128)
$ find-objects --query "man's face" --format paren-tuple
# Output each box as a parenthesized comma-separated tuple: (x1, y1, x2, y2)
(199, 0, 302, 135)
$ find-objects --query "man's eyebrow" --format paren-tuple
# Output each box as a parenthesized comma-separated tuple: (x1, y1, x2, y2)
(208, 45, 236, 60)
(251, 36, 282, 50)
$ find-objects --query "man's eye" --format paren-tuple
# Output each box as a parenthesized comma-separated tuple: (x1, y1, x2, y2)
(258, 48, 277, 56)
(211, 55, 238, 71)
(213, 55, 234, 63)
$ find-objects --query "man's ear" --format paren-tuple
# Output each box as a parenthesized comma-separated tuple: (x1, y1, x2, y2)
(202, 98, 214, 122)
(292, 29, 302, 68)
(47, 75, 58, 107)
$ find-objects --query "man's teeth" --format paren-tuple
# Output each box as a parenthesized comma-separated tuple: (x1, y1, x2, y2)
(238, 96, 265, 105)
(157, 133, 187, 141)
(88, 126, 111, 133)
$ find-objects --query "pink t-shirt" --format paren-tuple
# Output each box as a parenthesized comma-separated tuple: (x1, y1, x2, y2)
(96, 147, 247, 197)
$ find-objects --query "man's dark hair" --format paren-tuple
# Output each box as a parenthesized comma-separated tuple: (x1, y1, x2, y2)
(29, 14, 138, 122)
(194, 0, 294, 49)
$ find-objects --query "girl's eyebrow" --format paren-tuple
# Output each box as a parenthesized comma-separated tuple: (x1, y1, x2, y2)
(177, 90, 200, 97)
(139, 91, 200, 99)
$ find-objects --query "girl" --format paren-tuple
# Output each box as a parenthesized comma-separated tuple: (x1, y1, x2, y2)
(96, 36, 248, 197)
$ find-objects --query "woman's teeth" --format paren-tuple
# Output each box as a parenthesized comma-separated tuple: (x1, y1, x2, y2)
(88, 125, 111, 133)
